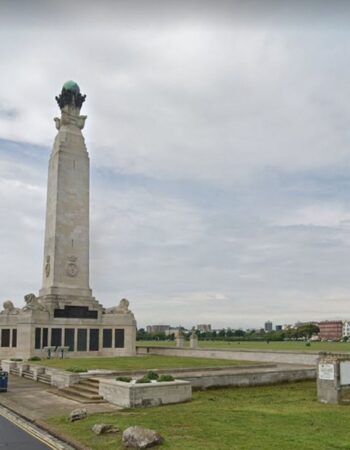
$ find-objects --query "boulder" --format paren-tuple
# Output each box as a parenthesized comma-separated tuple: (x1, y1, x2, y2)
(122, 426, 163, 448)
(69, 408, 87, 422)
(92, 423, 119, 435)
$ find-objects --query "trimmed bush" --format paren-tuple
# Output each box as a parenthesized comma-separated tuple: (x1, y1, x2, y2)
(28, 356, 41, 361)
(158, 374, 175, 382)
(116, 376, 132, 383)
(10, 358, 22, 362)
(146, 370, 159, 380)
(67, 367, 86, 373)
(136, 376, 151, 384)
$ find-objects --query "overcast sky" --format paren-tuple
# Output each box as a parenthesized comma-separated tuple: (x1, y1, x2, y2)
(1, 1, 350, 329)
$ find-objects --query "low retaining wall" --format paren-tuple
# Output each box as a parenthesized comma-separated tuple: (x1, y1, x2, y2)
(46, 369, 81, 388)
(84, 363, 276, 378)
(99, 379, 192, 408)
(181, 367, 316, 389)
(0, 360, 81, 388)
(137, 346, 320, 365)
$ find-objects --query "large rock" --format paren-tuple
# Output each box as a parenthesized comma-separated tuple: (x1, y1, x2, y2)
(69, 408, 87, 422)
(122, 426, 163, 449)
(92, 423, 119, 435)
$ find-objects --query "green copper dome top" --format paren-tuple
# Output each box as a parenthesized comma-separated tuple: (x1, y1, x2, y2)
(62, 80, 80, 93)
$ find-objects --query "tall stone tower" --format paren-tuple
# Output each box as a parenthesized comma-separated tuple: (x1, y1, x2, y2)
(41, 81, 90, 296)
(0, 81, 136, 360)
(39, 81, 100, 312)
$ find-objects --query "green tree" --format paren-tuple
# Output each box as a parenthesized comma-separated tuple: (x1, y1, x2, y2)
(296, 324, 320, 339)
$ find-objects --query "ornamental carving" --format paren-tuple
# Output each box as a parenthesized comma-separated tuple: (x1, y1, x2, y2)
(55, 88, 86, 110)
(105, 298, 133, 315)
(45, 255, 50, 277)
(66, 256, 78, 277)
(0, 300, 20, 315)
(66, 263, 78, 277)
(22, 293, 46, 312)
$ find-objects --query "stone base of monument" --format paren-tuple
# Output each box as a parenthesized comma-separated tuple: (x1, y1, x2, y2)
(176, 337, 185, 348)
(0, 298, 137, 360)
(190, 336, 198, 349)
(99, 378, 192, 408)
(317, 354, 350, 404)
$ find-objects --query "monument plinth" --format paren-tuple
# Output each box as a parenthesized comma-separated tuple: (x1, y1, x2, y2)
(0, 81, 137, 359)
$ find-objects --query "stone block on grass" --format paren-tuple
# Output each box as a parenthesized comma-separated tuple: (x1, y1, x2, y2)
(122, 426, 163, 448)
(92, 423, 119, 435)
(69, 408, 87, 422)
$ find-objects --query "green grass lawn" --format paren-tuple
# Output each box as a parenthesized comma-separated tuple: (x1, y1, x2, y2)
(137, 339, 350, 353)
(45, 381, 350, 450)
(34, 355, 254, 371)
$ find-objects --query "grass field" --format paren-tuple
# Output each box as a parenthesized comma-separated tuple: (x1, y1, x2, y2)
(137, 339, 350, 353)
(45, 381, 350, 450)
(34, 355, 254, 371)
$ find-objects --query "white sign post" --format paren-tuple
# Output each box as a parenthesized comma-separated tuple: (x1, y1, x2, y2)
(319, 363, 335, 381)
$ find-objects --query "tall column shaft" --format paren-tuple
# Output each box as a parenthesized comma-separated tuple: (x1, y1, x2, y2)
(39, 106, 91, 298)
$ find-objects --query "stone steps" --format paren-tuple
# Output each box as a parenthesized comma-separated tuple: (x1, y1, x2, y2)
(22, 370, 34, 380)
(69, 383, 99, 395)
(37, 373, 52, 385)
(79, 378, 100, 389)
(58, 378, 106, 404)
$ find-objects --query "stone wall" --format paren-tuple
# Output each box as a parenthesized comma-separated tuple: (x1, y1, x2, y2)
(136, 346, 320, 365)
(99, 379, 192, 408)
(180, 367, 316, 389)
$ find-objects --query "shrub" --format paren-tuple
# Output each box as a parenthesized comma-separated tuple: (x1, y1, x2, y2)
(28, 356, 41, 361)
(116, 376, 132, 383)
(305, 342, 311, 347)
(67, 367, 86, 373)
(136, 376, 151, 384)
(10, 358, 22, 362)
(158, 374, 175, 382)
(146, 370, 159, 380)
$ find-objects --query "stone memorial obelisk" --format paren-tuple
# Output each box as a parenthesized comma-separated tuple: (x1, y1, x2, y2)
(0, 81, 136, 359)
(39, 81, 98, 310)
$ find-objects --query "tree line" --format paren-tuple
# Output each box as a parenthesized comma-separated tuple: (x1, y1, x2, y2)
(137, 323, 320, 342)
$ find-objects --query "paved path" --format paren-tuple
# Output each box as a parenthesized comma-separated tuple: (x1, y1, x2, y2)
(0, 414, 50, 449)
(0, 375, 117, 421)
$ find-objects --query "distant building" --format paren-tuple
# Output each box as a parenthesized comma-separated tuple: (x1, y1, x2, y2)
(275, 325, 282, 331)
(264, 321, 273, 332)
(343, 321, 350, 338)
(165, 328, 180, 336)
(197, 324, 212, 332)
(318, 321, 343, 341)
(146, 325, 170, 335)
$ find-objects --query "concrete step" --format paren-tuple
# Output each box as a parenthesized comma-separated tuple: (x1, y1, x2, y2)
(62, 384, 101, 400)
(37, 374, 52, 385)
(22, 371, 34, 380)
(10, 368, 20, 376)
(58, 386, 105, 404)
(79, 380, 99, 391)
(63, 387, 103, 400)
(58, 389, 106, 404)
(70, 384, 99, 395)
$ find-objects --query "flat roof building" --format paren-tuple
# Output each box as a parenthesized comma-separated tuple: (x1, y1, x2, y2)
(318, 321, 342, 341)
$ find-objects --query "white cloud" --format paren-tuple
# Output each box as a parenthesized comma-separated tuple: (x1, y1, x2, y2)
(276, 204, 350, 228)
(1, 3, 350, 328)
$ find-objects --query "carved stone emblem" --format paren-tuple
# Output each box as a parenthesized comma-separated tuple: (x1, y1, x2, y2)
(45, 256, 50, 277)
(66, 263, 78, 277)
(66, 256, 78, 277)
